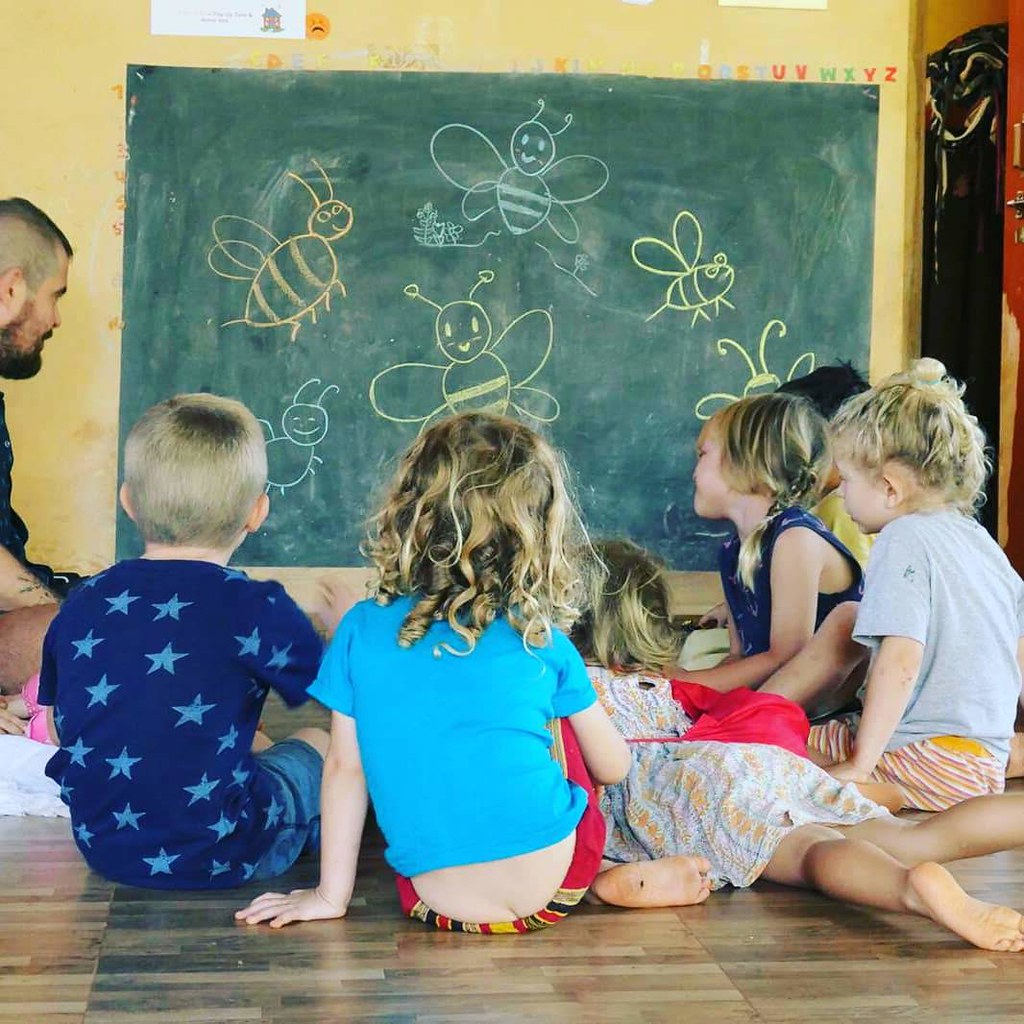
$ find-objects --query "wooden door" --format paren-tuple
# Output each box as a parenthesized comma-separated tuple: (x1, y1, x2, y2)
(1002, 0, 1024, 568)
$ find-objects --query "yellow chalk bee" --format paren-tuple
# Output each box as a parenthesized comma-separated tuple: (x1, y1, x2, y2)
(208, 159, 353, 342)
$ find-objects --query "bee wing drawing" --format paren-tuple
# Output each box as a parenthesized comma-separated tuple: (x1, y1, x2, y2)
(491, 308, 554, 389)
(786, 352, 816, 382)
(543, 155, 610, 207)
(430, 123, 508, 193)
(632, 210, 704, 278)
(510, 386, 560, 423)
(207, 215, 282, 281)
(694, 392, 739, 422)
(369, 362, 449, 425)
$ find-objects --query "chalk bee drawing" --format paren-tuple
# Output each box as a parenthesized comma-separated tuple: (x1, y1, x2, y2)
(369, 270, 559, 433)
(208, 159, 353, 343)
(259, 378, 340, 495)
(694, 319, 816, 420)
(423, 99, 609, 292)
(632, 210, 735, 325)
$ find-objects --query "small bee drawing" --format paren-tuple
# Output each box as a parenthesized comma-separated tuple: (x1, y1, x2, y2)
(208, 159, 353, 342)
(428, 99, 609, 245)
(694, 319, 816, 420)
(631, 210, 736, 325)
(259, 378, 340, 495)
(369, 270, 559, 433)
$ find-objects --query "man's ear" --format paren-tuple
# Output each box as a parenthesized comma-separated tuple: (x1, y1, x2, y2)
(118, 482, 136, 522)
(0, 267, 28, 328)
(243, 492, 270, 534)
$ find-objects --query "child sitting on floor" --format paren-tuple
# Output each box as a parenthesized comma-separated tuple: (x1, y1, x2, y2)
(576, 537, 1024, 952)
(771, 358, 1024, 810)
(39, 394, 332, 889)
(237, 411, 677, 932)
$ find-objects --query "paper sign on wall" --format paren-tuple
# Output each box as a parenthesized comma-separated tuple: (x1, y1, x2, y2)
(151, 1, 307, 39)
(719, 0, 827, 8)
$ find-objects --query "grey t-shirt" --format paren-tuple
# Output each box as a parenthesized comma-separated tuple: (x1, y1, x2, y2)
(853, 511, 1024, 764)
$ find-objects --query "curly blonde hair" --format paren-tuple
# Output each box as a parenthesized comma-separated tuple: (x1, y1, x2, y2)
(571, 539, 685, 673)
(830, 357, 989, 514)
(365, 411, 589, 652)
(705, 392, 831, 590)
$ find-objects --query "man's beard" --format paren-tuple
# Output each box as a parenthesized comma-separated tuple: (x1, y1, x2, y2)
(0, 317, 46, 380)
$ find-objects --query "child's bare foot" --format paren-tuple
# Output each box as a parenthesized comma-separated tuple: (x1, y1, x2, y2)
(854, 781, 905, 814)
(1006, 732, 1024, 779)
(907, 861, 1024, 951)
(592, 856, 712, 908)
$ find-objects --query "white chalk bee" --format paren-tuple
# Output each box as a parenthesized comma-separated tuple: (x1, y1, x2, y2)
(259, 378, 339, 494)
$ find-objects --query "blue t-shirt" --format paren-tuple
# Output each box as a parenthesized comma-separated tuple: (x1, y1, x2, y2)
(309, 596, 597, 877)
(719, 506, 864, 657)
(39, 559, 323, 889)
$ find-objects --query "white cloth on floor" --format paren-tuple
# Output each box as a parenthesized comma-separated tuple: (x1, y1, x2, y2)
(0, 735, 67, 817)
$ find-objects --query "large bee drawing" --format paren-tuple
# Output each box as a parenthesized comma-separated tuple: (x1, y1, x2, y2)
(369, 270, 559, 433)
(259, 377, 339, 495)
(424, 99, 609, 288)
(694, 319, 816, 420)
(631, 210, 736, 325)
(208, 159, 353, 343)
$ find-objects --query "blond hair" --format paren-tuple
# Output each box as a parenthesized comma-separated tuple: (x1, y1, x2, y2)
(123, 393, 267, 548)
(706, 392, 831, 590)
(830, 357, 989, 514)
(366, 411, 588, 652)
(572, 539, 684, 673)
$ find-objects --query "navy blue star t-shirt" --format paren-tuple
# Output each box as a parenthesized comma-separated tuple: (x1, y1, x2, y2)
(39, 559, 323, 889)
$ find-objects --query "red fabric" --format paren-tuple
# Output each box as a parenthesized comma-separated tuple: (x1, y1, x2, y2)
(668, 679, 810, 759)
(395, 717, 606, 930)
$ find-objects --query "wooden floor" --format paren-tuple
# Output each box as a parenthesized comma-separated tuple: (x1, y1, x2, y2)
(5, 697, 1024, 1023)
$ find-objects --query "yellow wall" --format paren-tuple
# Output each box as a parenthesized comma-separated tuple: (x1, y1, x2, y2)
(2, 0, 917, 594)
(923, 0, 1007, 53)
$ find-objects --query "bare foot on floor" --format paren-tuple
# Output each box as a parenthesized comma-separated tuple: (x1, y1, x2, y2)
(592, 857, 712, 908)
(907, 861, 1024, 952)
(854, 781, 905, 814)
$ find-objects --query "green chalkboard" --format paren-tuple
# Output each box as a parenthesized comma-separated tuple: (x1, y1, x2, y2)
(118, 66, 877, 569)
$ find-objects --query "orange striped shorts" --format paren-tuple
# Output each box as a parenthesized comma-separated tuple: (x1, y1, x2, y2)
(808, 716, 1005, 812)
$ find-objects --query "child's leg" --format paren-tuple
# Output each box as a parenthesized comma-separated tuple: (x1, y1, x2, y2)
(0, 605, 58, 695)
(591, 856, 712, 908)
(760, 602, 866, 711)
(1007, 732, 1024, 779)
(764, 825, 1024, 951)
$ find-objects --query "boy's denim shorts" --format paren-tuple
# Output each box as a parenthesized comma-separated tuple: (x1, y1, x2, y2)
(251, 737, 323, 881)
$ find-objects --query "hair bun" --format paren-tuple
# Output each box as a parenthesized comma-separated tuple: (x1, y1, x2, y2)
(910, 357, 946, 384)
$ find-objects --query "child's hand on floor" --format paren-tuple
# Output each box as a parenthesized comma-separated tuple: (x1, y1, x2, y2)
(235, 886, 347, 928)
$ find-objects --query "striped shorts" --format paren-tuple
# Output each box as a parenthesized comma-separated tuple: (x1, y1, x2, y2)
(808, 715, 1005, 812)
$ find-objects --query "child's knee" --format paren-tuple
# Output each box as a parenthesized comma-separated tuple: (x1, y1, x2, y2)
(288, 726, 330, 758)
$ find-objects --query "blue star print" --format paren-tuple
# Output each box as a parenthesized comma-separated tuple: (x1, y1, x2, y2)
(209, 859, 231, 879)
(234, 626, 261, 657)
(113, 803, 146, 830)
(183, 772, 220, 806)
(208, 813, 238, 842)
(105, 589, 141, 615)
(75, 823, 95, 847)
(222, 568, 248, 582)
(64, 737, 94, 767)
(85, 674, 119, 708)
(143, 848, 180, 876)
(217, 724, 239, 754)
(60, 780, 74, 801)
(242, 862, 259, 880)
(266, 643, 293, 670)
(71, 629, 104, 659)
(171, 693, 216, 727)
(145, 642, 188, 675)
(264, 796, 283, 829)
(229, 762, 251, 788)
(106, 746, 142, 780)
(153, 593, 194, 621)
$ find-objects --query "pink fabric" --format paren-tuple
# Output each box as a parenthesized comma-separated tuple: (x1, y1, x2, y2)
(20, 673, 53, 745)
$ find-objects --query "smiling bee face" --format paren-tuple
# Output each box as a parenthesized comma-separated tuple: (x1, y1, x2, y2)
(434, 300, 492, 363)
(308, 199, 353, 241)
(281, 402, 330, 445)
(509, 119, 556, 176)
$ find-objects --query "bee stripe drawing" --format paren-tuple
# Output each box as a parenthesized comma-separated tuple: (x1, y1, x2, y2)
(631, 209, 736, 325)
(694, 319, 816, 420)
(369, 270, 559, 433)
(208, 159, 353, 342)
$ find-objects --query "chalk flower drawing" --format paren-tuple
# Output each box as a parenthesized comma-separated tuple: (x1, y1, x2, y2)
(208, 159, 352, 342)
(369, 270, 559, 433)
(694, 319, 816, 420)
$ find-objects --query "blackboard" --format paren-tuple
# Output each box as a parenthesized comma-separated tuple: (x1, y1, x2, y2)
(118, 67, 877, 570)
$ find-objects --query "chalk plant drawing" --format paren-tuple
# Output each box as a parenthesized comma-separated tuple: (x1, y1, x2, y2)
(208, 159, 353, 343)
(632, 210, 736, 325)
(421, 99, 609, 294)
(694, 319, 815, 420)
(369, 270, 559, 433)
(259, 378, 340, 495)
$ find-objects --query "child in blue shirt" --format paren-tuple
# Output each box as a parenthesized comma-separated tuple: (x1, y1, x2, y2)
(39, 394, 330, 889)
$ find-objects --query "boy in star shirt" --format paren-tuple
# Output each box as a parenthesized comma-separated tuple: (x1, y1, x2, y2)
(40, 394, 331, 889)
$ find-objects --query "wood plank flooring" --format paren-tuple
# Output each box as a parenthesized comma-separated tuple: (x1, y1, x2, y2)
(4, 696, 1024, 1023)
